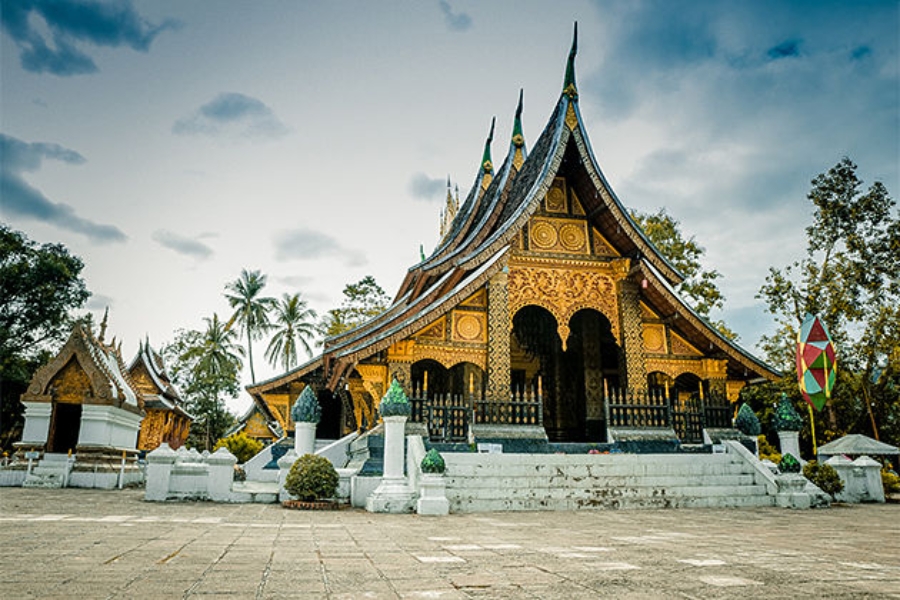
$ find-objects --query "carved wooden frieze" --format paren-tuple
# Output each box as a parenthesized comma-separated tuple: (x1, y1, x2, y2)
(645, 357, 704, 380)
(451, 311, 487, 343)
(507, 263, 621, 346)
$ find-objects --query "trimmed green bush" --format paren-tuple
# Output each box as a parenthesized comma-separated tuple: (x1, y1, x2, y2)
(882, 468, 900, 495)
(213, 431, 264, 464)
(803, 460, 844, 499)
(758, 435, 781, 463)
(284, 454, 339, 501)
(735, 403, 761, 436)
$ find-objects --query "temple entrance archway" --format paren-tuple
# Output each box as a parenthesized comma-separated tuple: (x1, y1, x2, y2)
(48, 402, 81, 453)
(511, 305, 620, 442)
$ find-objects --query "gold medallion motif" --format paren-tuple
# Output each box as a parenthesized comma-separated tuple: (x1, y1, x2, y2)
(558, 223, 586, 252)
(530, 221, 558, 249)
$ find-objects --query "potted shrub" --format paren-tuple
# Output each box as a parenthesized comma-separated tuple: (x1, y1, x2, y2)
(283, 454, 339, 509)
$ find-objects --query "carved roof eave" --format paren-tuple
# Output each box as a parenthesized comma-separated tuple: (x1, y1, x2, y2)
(142, 394, 194, 420)
(246, 355, 324, 396)
(22, 324, 142, 412)
(129, 345, 184, 404)
(326, 248, 508, 389)
(566, 102, 683, 286)
(323, 269, 455, 354)
(638, 259, 781, 380)
(454, 100, 568, 271)
(416, 137, 521, 280)
(403, 168, 487, 277)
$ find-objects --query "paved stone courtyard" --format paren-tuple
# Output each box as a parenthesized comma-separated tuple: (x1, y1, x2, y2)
(1, 488, 898, 599)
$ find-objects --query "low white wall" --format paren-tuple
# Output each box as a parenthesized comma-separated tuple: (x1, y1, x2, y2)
(145, 444, 239, 502)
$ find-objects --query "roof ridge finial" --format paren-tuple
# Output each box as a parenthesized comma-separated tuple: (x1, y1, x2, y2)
(512, 88, 524, 148)
(481, 117, 495, 174)
(98, 307, 109, 343)
(563, 22, 578, 99)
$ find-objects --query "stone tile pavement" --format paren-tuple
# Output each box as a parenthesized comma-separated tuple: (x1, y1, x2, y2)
(0, 487, 898, 599)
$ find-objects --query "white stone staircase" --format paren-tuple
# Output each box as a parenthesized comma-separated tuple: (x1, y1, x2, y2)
(443, 452, 775, 512)
(22, 453, 73, 489)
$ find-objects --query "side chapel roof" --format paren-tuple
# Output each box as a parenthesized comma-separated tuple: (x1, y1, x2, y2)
(128, 339, 193, 419)
(22, 322, 143, 411)
(248, 24, 777, 398)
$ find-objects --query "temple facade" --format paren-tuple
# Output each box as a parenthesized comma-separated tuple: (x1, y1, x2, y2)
(246, 29, 779, 445)
(129, 339, 192, 451)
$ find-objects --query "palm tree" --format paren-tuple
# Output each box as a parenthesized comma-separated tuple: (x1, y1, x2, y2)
(266, 293, 319, 372)
(224, 269, 275, 384)
(180, 313, 245, 450)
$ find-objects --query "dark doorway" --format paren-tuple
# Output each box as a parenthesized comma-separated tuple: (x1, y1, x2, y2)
(49, 403, 81, 453)
(511, 306, 621, 442)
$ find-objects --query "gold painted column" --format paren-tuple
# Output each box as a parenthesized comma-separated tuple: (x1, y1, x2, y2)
(617, 279, 647, 393)
(486, 271, 511, 402)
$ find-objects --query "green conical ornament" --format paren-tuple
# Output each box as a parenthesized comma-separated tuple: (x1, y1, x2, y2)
(291, 385, 321, 424)
(772, 394, 803, 432)
(734, 403, 761, 436)
(379, 378, 411, 417)
(420, 448, 446, 474)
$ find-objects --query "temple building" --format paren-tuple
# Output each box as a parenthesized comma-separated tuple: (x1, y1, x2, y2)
(246, 28, 779, 446)
(129, 339, 192, 451)
(17, 320, 144, 456)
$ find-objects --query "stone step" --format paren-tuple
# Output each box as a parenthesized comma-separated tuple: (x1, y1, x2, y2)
(444, 473, 758, 489)
(445, 461, 752, 478)
(22, 473, 64, 489)
(447, 483, 769, 501)
(449, 493, 774, 512)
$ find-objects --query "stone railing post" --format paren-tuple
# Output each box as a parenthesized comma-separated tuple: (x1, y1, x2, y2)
(777, 430, 802, 463)
(278, 449, 298, 502)
(291, 386, 321, 456)
(145, 443, 176, 501)
(366, 379, 414, 513)
(206, 447, 237, 502)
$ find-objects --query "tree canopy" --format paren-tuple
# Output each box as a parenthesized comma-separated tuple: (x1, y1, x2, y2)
(265, 292, 318, 372)
(0, 225, 90, 451)
(224, 269, 275, 384)
(320, 275, 390, 337)
(163, 314, 243, 450)
(757, 157, 899, 447)
(631, 209, 735, 339)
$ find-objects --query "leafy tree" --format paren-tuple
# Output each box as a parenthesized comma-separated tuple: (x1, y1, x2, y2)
(632, 209, 736, 339)
(225, 269, 275, 384)
(213, 431, 263, 464)
(0, 225, 90, 451)
(758, 158, 899, 444)
(265, 293, 318, 372)
(320, 275, 390, 337)
(163, 314, 243, 450)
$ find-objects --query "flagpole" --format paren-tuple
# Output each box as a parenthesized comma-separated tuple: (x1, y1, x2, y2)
(808, 403, 817, 457)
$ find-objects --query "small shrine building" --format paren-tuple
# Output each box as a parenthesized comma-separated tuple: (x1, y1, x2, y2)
(246, 28, 779, 445)
(129, 339, 192, 451)
(17, 321, 144, 458)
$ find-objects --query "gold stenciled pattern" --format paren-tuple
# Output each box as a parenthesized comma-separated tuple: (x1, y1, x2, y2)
(507, 264, 620, 344)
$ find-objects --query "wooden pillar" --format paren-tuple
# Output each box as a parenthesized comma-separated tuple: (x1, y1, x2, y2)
(486, 272, 511, 403)
(618, 279, 647, 393)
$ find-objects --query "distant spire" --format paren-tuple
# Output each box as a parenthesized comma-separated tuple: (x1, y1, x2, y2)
(512, 89, 524, 148)
(98, 307, 109, 343)
(563, 22, 578, 99)
(481, 117, 495, 174)
(419, 244, 426, 261)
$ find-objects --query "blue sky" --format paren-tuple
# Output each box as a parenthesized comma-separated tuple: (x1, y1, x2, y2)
(2, 1, 897, 413)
